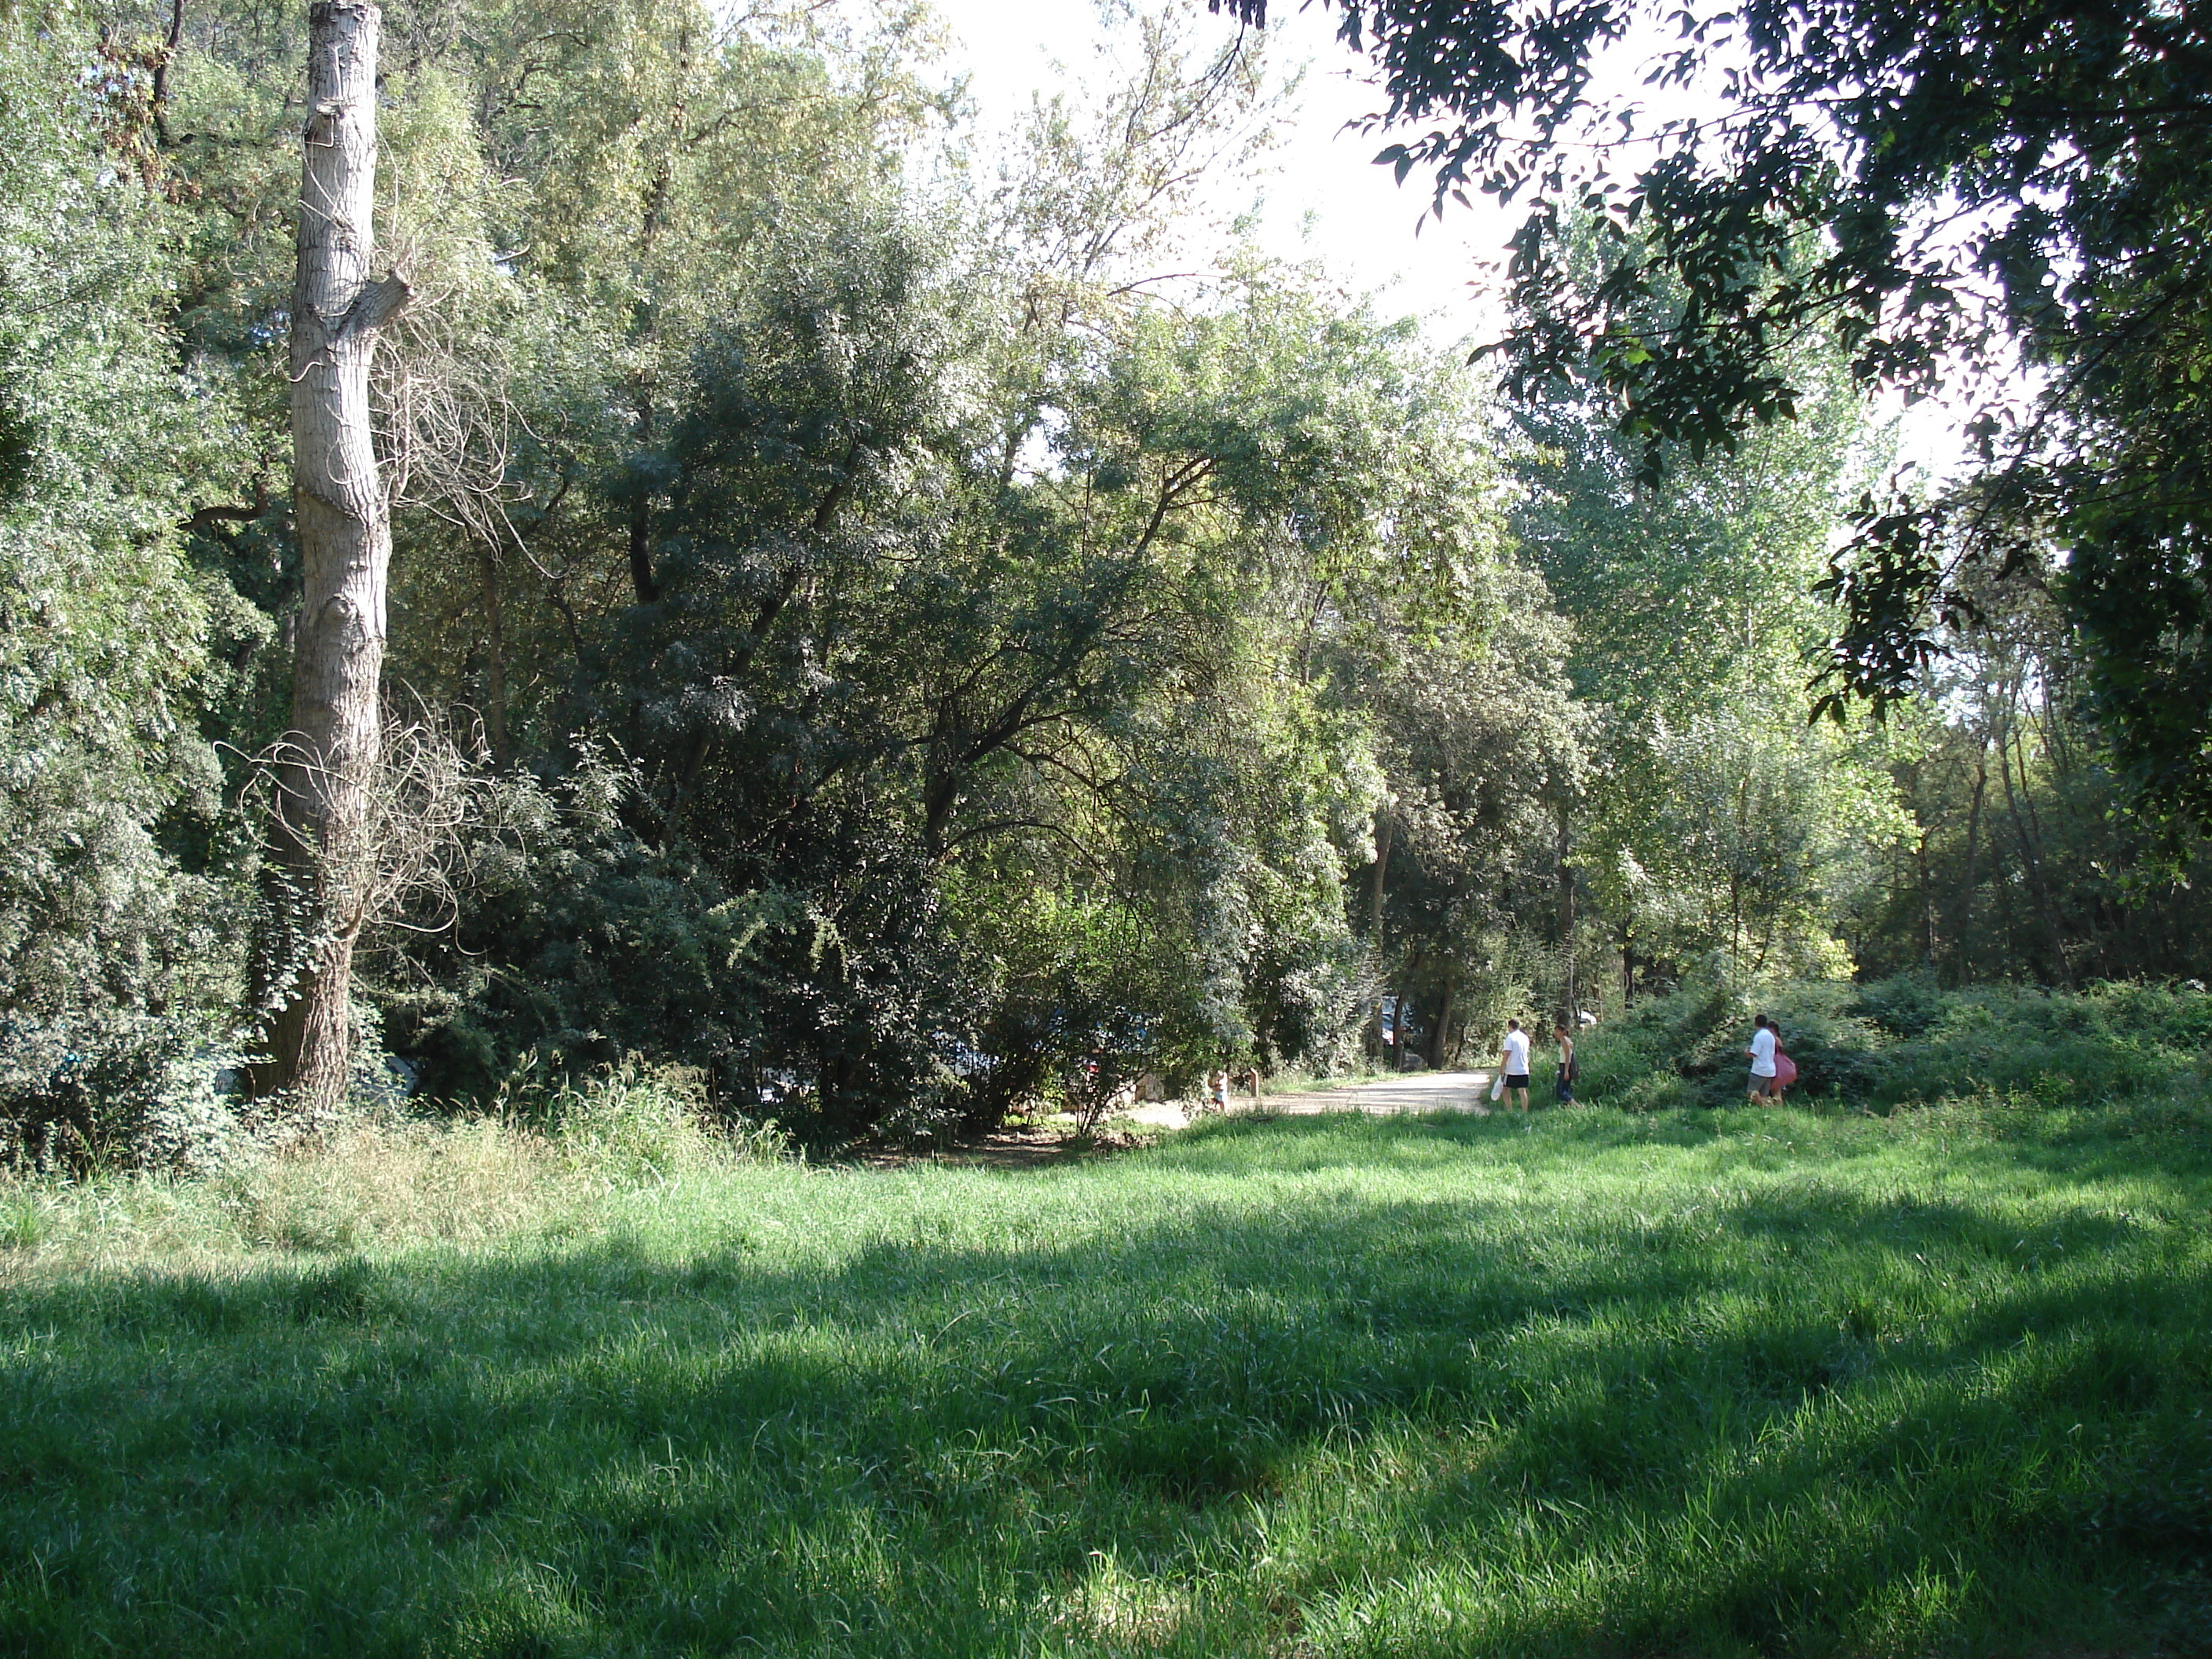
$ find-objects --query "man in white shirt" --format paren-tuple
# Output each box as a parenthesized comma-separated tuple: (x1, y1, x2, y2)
(1499, 1019, 1532, 1111)
(1746, 1014, 1779, 1102)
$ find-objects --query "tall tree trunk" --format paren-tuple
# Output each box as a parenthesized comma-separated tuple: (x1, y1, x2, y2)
(625, 397, 661, 605)
(1365, 811, 1393, 1060)
(251, 0, 407, 1111)
(1998, 710, 2070, 988)
(1729, 771, 1750, 971)
(1555, 802, 1577, 1021)
(1916, 827, 1935, 967)
(621, 17, 693, 608)
(2010, 721, 2074, 979)
(1957, 742, 1987, 983)
(478, 544, 510, 766)
(151, 0, 185, 147)
(1427, 969, 1455, 1071)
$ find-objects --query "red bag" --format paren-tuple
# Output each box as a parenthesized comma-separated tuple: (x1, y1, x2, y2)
(1774, 1049, 1799, 1090)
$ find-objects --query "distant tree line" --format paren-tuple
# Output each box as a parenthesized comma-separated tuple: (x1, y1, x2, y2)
(0, 0, 2204, 1159)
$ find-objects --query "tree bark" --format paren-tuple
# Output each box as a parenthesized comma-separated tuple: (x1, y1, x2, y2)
(1957, 741, 1987, 983)
(1555, 800, 1577, 1022)
(1364, 811, 1393, 1060)
(625, 396, 660, 605)
(152, 0, 185, 148)
(620, 18, 692, 609)
(1998, 705, 2070, 988)
(251, 0, 406, 1111)
(478, 544, 510, 766)
(1916, 826, 1935, 967)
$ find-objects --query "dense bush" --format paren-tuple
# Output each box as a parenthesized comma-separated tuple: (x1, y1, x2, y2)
(0, 998, 433, 1174)
(375, 756, 992, 1147)
(0, 23, 258, 1138)
(1872, 979, 2212, 1105)
(1573, 973, 2212, 1110)
(381, 750, 1370, 1148)
(0, 1009, 245, 1172)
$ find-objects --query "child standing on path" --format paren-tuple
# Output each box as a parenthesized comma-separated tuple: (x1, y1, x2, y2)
(1499, 1020, 1532, 1111)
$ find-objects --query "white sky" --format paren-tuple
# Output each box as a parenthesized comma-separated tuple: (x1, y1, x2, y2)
(926, 0, 1965, 477)
(932, 0, 1518, 342)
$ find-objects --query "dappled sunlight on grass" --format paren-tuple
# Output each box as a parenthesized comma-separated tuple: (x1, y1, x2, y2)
(0, 1101, 2208, 1653)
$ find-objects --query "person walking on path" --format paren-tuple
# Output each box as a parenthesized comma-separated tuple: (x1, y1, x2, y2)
(1499, 1019, 1533, 1111)
(1747, 1014, 1781, 1103)
(1553, 1024, 1577, 1104)
(1206, 1068, 1230, 1113)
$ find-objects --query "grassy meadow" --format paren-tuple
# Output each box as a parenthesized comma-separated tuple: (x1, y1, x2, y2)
(2, 1095, 2210, 1656)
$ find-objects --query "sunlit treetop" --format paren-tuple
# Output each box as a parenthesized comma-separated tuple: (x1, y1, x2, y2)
(1211, 0, 2212, 831)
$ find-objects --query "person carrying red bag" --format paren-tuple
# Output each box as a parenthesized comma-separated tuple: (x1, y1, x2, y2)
(1747, 1014, 1793, 1104)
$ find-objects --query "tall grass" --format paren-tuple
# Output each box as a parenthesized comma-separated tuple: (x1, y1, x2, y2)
(1, 1087, 2209, 1654)
(0, 1059, 786, 1269)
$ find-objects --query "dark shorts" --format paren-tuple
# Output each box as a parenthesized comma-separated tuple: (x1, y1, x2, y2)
(1504, 1074, 1530, 1090)
(1750, 1071, 1782, 1093)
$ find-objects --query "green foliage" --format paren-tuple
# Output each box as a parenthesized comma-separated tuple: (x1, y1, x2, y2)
(1849, 574, 2212, 987)
(0, 1009, 244, 1172)
(9, 0, 2203, 1155)
(953, 885, 1209, 1132)
(2, 1106, 2210, 1650)
(1214, 0, 2212, 830)
(1368, 566, 1582, 1059)
(1577, 974, 2212, 1111)
(371, 748, 983, 1145)
(461, 210, 1493, 1134)
(1513, 322, 1908, 995)
(381, 756, 789, 1094)
(0, 20, 244, 1019)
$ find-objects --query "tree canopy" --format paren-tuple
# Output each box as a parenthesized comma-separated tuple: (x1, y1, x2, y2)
(0, 0, 2204, 1159)
(1211, 0, 2212, 830)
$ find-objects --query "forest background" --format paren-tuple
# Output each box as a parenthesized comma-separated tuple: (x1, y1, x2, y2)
(4, 0, 2208, 1163)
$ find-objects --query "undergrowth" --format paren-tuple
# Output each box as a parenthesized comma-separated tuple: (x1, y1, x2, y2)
(0, 1059, 787, 1269)
(1573, 974, 2212, 1111)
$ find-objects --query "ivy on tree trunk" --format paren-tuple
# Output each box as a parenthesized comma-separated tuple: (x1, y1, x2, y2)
(251, 0, 408, 1112)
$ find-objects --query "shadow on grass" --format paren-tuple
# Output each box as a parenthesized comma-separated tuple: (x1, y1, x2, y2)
(0, 1111, 2207, 1657)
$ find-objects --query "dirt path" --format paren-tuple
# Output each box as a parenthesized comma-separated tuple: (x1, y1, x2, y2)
(873, 1071, 1507, 1170)
(1122, 1069, 1500, 1130)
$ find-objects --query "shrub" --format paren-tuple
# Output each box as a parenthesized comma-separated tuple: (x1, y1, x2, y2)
(1873, 980, 2210, 1106)
(1573, 974, 2210, 1111)
(496, 1053, 789, 1186)
(0, 1009, 245, 1171)
(379, 758, 980, 1148)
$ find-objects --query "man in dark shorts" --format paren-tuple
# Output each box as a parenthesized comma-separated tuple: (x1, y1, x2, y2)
(1499, 1019, 1532, 1111)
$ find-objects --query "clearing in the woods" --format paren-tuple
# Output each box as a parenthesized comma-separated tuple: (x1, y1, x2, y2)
(2, 1100, 2208, 1656)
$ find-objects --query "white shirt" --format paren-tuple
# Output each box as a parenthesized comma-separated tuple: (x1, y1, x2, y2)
(1501, 1030, 1530, 1075)
(1749, 1027, 1777, 1077)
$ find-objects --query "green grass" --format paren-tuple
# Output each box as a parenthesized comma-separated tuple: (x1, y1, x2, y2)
(3, 1098, 2210, 1656)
